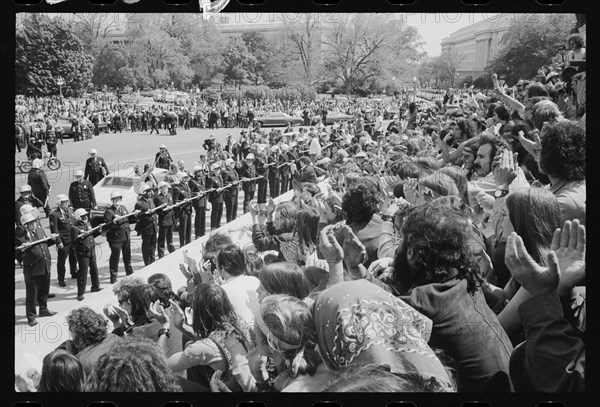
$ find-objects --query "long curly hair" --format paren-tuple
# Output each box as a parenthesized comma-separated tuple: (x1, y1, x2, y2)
(342, 182, 380, 225)
(396, 204, 482, 294)
(539, 121, 585, 181)
(86, 336, 182, 392)
(66, 307, 108, 350)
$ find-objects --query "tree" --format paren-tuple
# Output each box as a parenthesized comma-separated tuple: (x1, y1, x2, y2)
(322, 14, 424, 95)
(431, 50, 464, 88)
(16, 14, 94, 96)
(473, 74, 493, 89)
(93, 44, 134, 89)
(223, 37, 259, 85)
(282, 13, 323, 86)
(71, 13, 121, 55)
(486, 14, 575, 85)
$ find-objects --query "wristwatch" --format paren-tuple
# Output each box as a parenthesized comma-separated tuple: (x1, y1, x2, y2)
(494, 189, 509, 199)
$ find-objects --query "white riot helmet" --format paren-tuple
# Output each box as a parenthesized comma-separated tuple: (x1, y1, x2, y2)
(55, 194, 69, 205)
(20, 185, 32, 194)
(32, 159, 43, 169)
(74, 208, 89, 221)
(20, 213, 37, 226)
(246, 153, 255, 160)
(157, 181, 170, 190)
(139, 184, 152, 194)
(110, 190, 123, 201)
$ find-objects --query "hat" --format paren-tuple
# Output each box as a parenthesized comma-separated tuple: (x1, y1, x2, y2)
(89, 149, 97, 155)
(245, 153, 255, 160)
(280, 144, 289, 151)
(393, 115, 399, 120)
(211, 162, 222, 172)
(546, 71, 560, 82)
(225, 158, 235, 167)
(20, 213, 36, 226)
(355, 151, 367, 158)
(178, 171, 189, 179)
(139, 183, 151, 194)
(210, 134, 216, 139)
(110, 190, 123, 200)
(159, 144, 166, 149)
(74, 169, 83, 177)
(192, 165, 203, 173)
(74, 208, 89, 220)
(19, 203, 34, 216)
(20, 185, 32, 193)
(157, 181, 170, 189)
(55, 194, 69, 204)
(32, 159, 43, 169)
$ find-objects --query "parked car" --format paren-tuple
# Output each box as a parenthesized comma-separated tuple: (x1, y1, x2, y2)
(255, 111, 303, 127)
(90, 167, 168, 226)
(325, 111, 355, 125)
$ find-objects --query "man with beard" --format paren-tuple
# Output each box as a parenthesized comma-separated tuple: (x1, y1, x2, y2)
(387, 203, 513, 392)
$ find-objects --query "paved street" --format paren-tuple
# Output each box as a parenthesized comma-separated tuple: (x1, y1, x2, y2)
(14, 124, 286, 326)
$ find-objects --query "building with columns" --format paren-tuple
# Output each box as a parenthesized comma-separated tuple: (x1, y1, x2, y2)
(441, 15, 513, 83)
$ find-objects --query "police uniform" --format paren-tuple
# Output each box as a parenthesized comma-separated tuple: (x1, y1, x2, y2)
(155, 150, 173, 170)
(71, 219, 101, 297)
(206, 172, 224, 229)
(267, 153, 281, 199)
(134, 194, 158, 266)
(172, 181, 193, 248)
(221, 166, 240, 223)
(255, 156, 269, 204)
(103, 203, 134, 283)
(15, 223, 59, 324)
(188, 172, 207, 238)
(84, 155, 109, 186)
(240, 159, 256, 213)
(69, 178, 96, 210)
(49, 206, 78, 283)
(154, 190, 176, 258)
(45, 127, 58, 158)
(279, 152, 292, 194)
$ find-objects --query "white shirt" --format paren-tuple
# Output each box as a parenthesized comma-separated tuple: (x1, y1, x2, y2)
(309, 137, 321, 156)
(220, 275, 260, 328)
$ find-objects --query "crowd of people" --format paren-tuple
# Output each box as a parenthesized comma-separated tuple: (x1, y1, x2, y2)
(15, 33, 585, 394)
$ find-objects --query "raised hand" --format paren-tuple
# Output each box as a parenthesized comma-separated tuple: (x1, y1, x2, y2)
(518, 130, 541, 159)
(210, 370, 232, 393)
(493, 148, 518, 190)
(148, 300, 170, 327)
(551, 219, 586, 296)
(318, 224, 343, 264)
(342, 225, 367, 268)
(505, 232, 560, 297)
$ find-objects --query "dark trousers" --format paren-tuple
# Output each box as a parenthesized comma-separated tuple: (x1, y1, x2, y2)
(150, 124, 159, 134)
(269, 177, 281, 199)
(141, 231, 157, 266)
(108, 240, 133, 283)
(157, 225, 175, 258)
(193, 207, 206, 239)
(178, 212, 192, 248)
(243, 189, 255, 213)
(76, 254, 99, 296)
(224, 193, 238, 223)
(93, 123, 99, 136)
(114, 122, 122, 133)
(141, 122, 148, 132)
(281, 174, 290, 193)
(48, 146, 57, 158)
(210, 202, 224, 229)
(257, 178, 268, 204)
(222, 117, 228, 128)
(24, 272, 50, 319)
(57, 242, 78, 282)
(73, 129, 80, 142)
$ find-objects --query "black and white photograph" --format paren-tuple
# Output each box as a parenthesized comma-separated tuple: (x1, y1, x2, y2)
(14, 12, 586, 394)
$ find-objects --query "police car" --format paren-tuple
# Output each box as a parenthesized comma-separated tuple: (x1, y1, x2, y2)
(89, 167, 168, 226)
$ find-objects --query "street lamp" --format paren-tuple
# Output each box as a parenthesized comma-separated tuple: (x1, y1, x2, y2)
(56, 76, 65, 98)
